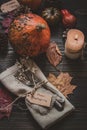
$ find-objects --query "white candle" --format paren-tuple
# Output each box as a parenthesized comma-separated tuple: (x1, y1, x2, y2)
(65, 29, 85, 59)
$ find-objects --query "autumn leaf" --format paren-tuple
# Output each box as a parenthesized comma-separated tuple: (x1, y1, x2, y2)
(0, 87, 13, 119)
(46, 42, 62, 66)
(47, 72, 77, 97)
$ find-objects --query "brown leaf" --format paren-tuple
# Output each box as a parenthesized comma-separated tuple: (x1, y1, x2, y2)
(46, 42, 62, 66)
(0, 88, 13, 119)
(47, 72, 77, 97)
(47, 73, 56, 85)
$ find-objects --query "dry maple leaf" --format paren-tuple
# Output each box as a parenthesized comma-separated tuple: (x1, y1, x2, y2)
(47, 72, 77, 97)
(46, 41, 62, 66)
(0, 87, 13, 119)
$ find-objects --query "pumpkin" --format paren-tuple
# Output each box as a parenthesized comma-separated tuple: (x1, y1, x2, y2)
(18, 0, 42, 10)
(42, 7, 61, 25)
(8, 13, 51, 57)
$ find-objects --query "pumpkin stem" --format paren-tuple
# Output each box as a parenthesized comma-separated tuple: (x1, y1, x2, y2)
(25, 6, 31, 13)
(36, 24, 46, 32)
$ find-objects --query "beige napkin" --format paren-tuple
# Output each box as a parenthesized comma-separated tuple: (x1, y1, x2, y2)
(0, 59, 75, 129)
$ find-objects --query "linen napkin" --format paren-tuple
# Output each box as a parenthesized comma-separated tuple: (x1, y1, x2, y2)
(0, 59, 75, 129)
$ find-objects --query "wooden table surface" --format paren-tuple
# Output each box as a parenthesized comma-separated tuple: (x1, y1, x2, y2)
(0, 0, 87, 130)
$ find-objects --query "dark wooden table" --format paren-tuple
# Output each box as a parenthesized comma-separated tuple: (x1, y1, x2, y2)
(0, 0, 87, 130)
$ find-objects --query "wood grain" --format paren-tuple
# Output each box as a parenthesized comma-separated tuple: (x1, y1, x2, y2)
(0, 0, 87, 130)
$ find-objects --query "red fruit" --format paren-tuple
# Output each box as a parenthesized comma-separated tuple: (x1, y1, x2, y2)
(61, 9, 76, 28)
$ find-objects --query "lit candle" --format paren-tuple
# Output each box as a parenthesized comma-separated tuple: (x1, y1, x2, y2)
(65, 29, 85, 59)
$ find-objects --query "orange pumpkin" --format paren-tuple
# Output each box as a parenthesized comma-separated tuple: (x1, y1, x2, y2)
(18, 0, 42, 10)
(8, 13, 51, 57)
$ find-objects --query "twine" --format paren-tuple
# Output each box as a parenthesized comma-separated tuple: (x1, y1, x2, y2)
(0, 80, 48, 111)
